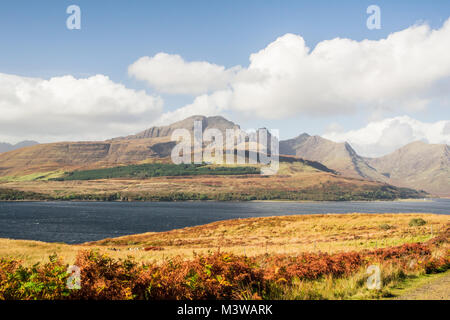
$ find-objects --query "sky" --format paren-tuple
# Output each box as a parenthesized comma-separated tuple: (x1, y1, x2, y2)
(0, 0, 449, 157)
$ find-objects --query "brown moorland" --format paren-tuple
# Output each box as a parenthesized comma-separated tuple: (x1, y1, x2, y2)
(0, 162, 424, 201)
(1, 213, 448, 266)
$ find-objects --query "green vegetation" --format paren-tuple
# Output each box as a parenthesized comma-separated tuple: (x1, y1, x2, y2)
(0, 183, 425, 202)
(0, 188, 50, 200)
(0, 162, 426, 202)
(52, 163, 260, 181)
(385, 270, 450, 299)
(409, 218, 427, 227)
(379, 224, 394, 231)
(0, 171, 65, 182)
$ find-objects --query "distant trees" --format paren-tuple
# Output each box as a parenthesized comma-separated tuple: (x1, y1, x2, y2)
(52, 163, 260, 181)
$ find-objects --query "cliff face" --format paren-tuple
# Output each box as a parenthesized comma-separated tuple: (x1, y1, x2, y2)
(115, 115, 240, 140)
(0, 116, 240, 176)
(0, 139, 164, 176)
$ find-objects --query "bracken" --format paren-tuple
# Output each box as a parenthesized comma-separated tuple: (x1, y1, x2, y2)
(0, 238, 448, 300)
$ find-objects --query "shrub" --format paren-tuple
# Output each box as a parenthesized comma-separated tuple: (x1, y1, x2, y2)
(409, 218, 427, 227)
(70, 250, 138, 300)
(133, 252, 265, 300)
(0, 254, 70, 300)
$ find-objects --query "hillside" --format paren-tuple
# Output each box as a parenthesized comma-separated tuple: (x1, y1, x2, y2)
(279, 136, 449, 196)
(279, 135, 387, 181)
(0, 139, 165, 177)
(367, 142, 450, 196)
(0, 161, 424, 201)
(0, 116, 240, 177)
(114, 115, 240, 140)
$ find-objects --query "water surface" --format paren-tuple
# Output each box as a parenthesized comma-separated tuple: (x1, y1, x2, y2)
(0, 200, 448, 244)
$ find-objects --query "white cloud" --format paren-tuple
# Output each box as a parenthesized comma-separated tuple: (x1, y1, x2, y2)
(151, 90, 233, 126)
(150, 18, 450, 121)
(129, 53, 241, 95)
(323, 116, 450, 157)
(0, 73, 163, 143)
(4, 18, 450, 149)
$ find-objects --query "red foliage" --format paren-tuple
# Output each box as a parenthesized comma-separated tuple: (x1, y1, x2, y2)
(144, 246, 164, 251)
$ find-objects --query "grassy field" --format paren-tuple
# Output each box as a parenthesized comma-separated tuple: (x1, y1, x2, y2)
(1, 213, 448, 300)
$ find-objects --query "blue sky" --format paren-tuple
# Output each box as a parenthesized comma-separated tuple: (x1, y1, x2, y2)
(0, 1, 449, 155)
(1, 0, 449, 76)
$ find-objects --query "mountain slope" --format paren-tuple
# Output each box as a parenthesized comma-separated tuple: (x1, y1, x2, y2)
(0, 116, 241, 177)
(0, 139, 165, 177)
(114, 115, 240, 140)
(279, 135, 449, 196)
(366, 141, 450, 196)
(0, 140, 38, 153)
(279, 135, 387, 182)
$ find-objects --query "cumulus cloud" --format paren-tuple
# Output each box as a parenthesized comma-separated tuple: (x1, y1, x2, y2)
(129, 53, 241, 95)
(151, 90, 233, 126)
(148, 18, 450, 120)
(323, 116, 450, 157)
(0, 73, 163, 143)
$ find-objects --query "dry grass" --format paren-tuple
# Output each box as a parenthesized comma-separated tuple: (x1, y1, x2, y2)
(0, 162, 387, 199)
(1, 213, 448, 266)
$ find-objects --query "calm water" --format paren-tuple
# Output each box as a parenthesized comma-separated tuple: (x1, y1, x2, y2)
(0, 200, 448, 244)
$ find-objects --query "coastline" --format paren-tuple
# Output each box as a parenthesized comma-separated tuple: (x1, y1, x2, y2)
(0, 197, 438, 203)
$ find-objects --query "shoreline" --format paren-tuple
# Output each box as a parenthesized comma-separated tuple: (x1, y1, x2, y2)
(0, 212, 447, 246)
(0, 197, 438, 203)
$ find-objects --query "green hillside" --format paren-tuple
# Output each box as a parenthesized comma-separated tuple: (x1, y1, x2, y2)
(52, 163, 260, 181)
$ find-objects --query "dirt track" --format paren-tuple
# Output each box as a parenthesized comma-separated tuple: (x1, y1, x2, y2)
(396, 272, 450, 300)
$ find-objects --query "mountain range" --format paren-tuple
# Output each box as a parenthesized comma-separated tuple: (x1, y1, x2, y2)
(0, 116, 448, 196)
(0, 141, 38, 153)
(279, 133, 449, 195)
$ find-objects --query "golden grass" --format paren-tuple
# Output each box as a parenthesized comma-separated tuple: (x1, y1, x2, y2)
(0, 213, 448, 266)
(0, 163, 380, 199)
(0, 170, 65, 182)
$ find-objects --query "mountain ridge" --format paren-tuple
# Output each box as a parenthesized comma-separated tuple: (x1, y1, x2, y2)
(0, 115, 447, 196)
(366, 141, 449, 196)
(0, 140, 38, 153)
(112, 115, 240, 140)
